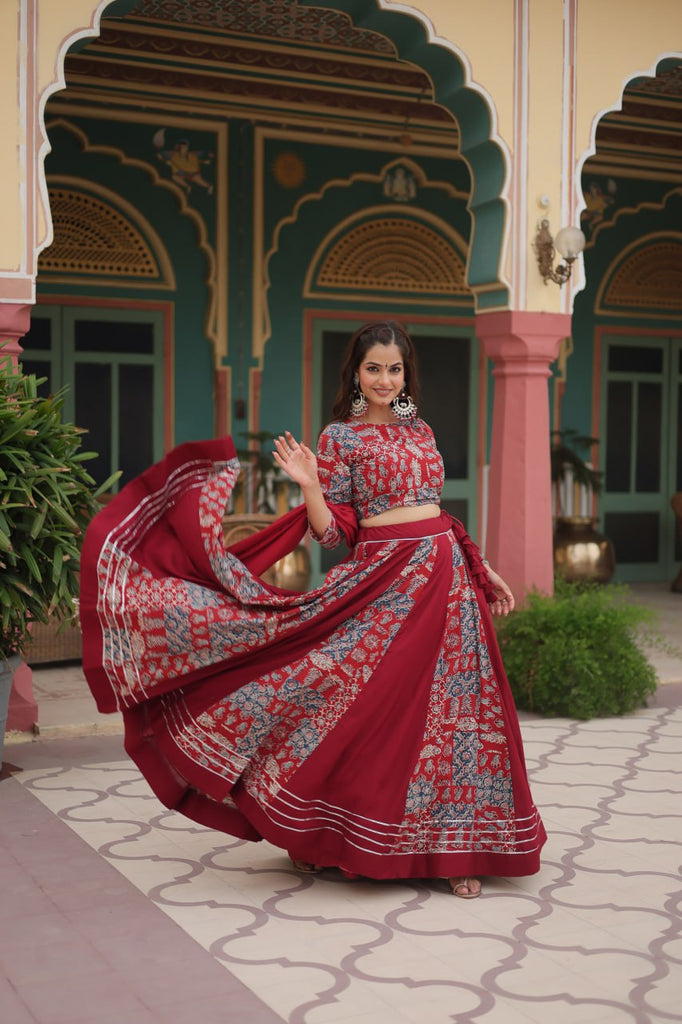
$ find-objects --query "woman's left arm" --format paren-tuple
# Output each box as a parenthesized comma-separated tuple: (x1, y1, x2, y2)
(484, 566, 515, 617)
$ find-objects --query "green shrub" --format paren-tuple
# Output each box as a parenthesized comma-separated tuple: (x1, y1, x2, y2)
(495, 580, 659, 719)
(0, 359, 119, 659)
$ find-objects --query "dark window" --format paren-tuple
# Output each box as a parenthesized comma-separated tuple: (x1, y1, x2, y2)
(119, 364, 154, 481)
(677, 382, 682, 491)
(20, 316, 52, 351)
(605, 381, 632, 491)
(635, 382, 661, 493)
(75, 363, 112, 486)
(604, 511, 659, 563)
(74, 319, 154, 354)
(22, 361, 52, 398)
(412, 334, 470, 479)
(608, 346, 663, 374)
(440, 498, 468, 523)
(321, 331, 348, 425)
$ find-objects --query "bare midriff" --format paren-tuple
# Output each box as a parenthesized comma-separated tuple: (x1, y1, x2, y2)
(358, 503, 441, 528)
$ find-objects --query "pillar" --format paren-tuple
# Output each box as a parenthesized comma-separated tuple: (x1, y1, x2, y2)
(0, 300, 39, 734)
(477, 310, 572, 602)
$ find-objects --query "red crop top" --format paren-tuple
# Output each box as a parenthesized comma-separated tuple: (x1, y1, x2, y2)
(314, 418, 445, 549)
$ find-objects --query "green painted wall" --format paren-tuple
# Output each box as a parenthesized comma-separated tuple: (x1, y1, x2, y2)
(39, 117, 216, 443)
(566, 182, 682, 439)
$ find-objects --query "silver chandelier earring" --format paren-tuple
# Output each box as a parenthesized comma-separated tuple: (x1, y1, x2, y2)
(350, 373, 368, 417)
(391, 387, 417, 419)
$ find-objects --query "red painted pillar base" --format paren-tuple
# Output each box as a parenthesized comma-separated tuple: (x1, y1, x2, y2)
(8, 662, 38, 732)
(1, 301, 38, 733)
(477, 310, 572, 603)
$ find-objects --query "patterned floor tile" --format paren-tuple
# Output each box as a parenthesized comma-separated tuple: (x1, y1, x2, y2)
(6, 703, 682, 1024)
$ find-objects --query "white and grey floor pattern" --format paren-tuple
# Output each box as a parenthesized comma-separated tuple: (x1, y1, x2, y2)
(2, 688, 682, 1024)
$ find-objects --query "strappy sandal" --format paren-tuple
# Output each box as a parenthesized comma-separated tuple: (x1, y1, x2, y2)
(290, 857, 323, 874)
(448, 877, 482, 899)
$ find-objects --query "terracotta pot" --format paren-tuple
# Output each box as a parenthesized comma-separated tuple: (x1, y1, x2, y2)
(553, 515, 616, 584)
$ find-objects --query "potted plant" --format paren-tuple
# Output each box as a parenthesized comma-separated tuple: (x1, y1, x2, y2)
(0, 358, 117, 769)
(495, 579, 659, 719)
(550, 428, 615, 583)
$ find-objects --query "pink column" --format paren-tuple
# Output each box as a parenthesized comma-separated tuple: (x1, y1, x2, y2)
(0, 300, 39, 733)
(477, 310, 572, 602)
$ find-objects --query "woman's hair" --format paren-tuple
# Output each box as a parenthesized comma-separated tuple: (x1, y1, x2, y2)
(331, 320, 420, 420)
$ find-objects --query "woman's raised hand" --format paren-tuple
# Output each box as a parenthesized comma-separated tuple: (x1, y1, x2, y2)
(273, 431, 319, 490)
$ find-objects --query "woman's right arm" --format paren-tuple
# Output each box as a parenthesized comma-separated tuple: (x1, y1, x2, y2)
(273, 428, 350, 547)
(273, 431, 331, 538)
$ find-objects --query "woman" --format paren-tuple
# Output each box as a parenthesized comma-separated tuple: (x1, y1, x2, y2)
(271, 321, 545, 897)
(80, 320, 546, 899)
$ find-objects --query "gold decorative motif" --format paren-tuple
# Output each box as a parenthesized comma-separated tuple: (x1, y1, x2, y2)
(272, 151, 306, 189)
(315, 218, 468, 295)
(40, 188, 160, 278)
(603, 240, 682, 310)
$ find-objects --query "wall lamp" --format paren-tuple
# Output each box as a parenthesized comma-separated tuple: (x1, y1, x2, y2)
(534, 219, 586, 286)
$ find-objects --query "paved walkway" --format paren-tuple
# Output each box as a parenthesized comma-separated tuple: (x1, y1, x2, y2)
(1, 583, 681, 1023)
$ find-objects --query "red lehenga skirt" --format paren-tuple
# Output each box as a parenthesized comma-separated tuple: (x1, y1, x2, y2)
(80, 437, 546, 880)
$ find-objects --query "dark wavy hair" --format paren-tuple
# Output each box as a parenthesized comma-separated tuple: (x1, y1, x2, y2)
(331, 320, 420, 420)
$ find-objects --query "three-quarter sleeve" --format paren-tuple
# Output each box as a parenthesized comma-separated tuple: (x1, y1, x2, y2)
(311, 425, 353, 549)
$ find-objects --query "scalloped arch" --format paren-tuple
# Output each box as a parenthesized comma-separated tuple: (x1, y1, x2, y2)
(297, 0, 507, 306)
(93, 0, 507, 306)
(40, 181, 175, 287)
(598, 234, 682, 315)
(308, 214, 469, 298)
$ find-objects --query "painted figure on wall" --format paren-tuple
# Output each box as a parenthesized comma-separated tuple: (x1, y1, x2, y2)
(153, 130, 214, 196)
(581, 179, 617, 231)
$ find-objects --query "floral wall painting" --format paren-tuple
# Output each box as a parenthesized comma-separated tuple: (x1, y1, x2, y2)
(153, 129, 214, 197)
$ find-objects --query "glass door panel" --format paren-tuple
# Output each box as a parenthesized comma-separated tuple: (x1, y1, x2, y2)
(20, 305, 164, 493)
(600, 335, 680, 581)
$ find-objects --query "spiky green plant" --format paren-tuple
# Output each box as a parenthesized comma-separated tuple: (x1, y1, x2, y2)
(550, 429, 603, 494)
(0, 358, 119, 658)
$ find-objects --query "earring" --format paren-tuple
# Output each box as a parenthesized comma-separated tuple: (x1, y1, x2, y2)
(350, 373, 368, 417)
(391, 388, 417, 419)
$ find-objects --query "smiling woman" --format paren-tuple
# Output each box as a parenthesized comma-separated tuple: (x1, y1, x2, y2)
(80, 319, 546, 904)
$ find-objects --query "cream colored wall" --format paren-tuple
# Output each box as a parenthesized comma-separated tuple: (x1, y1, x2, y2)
(575, 0, 682, 156)
(0, 0, 109, 300)
(1, 0, 681, 308)
(0, 1, 22, 276)
(392, 0, 682, 311)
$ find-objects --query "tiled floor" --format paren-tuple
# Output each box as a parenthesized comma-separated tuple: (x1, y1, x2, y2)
(2, 582, 681, 1023)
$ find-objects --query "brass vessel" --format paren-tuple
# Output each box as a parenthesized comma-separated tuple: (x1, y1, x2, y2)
(223, 512, 311, 591)
(273, 545, 311, 592)
(553, 515, 616, 584)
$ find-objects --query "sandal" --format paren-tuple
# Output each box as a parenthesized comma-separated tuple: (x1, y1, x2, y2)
(290, 857, 323, 874)
(448, 877, 482, 899)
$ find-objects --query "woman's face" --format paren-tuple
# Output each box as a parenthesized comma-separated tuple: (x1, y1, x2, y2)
(357, 342, 405, 414)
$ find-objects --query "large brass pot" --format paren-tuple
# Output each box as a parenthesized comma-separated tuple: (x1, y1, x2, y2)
(553, 515, 616, 584)
(223, 513, 311, 591)
(272, 545, 311, 591)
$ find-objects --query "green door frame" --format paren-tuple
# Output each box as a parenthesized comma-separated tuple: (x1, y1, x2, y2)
(21, 303, 166, 492)
(599, 332, 681, 581)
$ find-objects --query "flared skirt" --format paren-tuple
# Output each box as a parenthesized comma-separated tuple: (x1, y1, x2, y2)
(80, 438, 546, 880)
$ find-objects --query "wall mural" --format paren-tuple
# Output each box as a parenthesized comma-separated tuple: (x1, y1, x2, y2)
(580, 178, 617, 234)
(153, 129, 215, 197)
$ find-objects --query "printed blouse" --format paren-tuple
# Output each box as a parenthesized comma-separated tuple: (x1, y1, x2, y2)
(314, 418, 445, 548)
